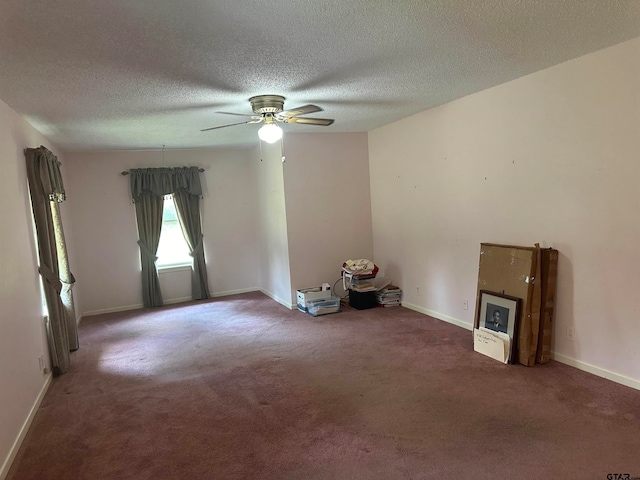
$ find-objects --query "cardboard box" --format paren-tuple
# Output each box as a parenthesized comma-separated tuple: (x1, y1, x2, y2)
(530, 245, 543, 366)
(536, 248, 559, 364)
(296, 287, 332, 312)
(475, 243, 541, 367)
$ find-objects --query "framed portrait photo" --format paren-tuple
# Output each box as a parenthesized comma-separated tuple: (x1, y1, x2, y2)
(477, 291, 521, 363)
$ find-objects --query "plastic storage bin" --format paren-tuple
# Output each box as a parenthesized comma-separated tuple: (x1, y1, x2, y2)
(307, 296, 340, 316)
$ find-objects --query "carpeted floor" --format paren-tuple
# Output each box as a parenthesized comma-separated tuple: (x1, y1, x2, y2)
(7, 292, 640, 479)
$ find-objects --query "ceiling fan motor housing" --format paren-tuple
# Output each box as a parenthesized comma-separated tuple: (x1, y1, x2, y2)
(201, 95, 333, 132)
(249, 95, 285, 115)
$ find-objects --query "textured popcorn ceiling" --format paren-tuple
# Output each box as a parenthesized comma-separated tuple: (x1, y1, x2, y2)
(1, 0, 640, 152)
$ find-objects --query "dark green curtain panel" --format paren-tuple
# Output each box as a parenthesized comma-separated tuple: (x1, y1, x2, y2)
(173, 190, 210, 300)
(129, 166, 208, 306)
(25, 146, 78, 374)
(134, 193, 164, 307)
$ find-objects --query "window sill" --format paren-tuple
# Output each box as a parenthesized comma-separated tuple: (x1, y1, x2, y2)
(157, 264, 192, 274)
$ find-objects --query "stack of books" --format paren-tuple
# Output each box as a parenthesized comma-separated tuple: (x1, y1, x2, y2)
(348, 277, 378, 292)
(376, 285, 402, 307)
(346, 275, 390, 293)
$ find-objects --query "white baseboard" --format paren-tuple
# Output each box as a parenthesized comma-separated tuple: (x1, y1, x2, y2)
(551, 352, 640, 392)
(0, 373, 52, 480)
(211, 287, 260, 298)
(260, 289, 294, 310)
(165, 296, 194, 305)
(403, 303, 640, 392)
(83, 296, 194, 316)
(82, 289, 263, 317)
(83, 302, 145, 317)
(402, 302, 473, 331)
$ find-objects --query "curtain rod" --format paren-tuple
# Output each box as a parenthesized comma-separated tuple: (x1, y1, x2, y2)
(121, 168, 205, 176)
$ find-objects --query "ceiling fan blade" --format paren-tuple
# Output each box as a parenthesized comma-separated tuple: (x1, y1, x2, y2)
(285, 117, 334, 126)
(201, 119, 261, 132)
(216, 111, 258, 118)
(277, 104, 322, 118)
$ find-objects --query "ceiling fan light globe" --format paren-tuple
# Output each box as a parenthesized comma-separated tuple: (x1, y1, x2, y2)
(258, 124, 283, 144)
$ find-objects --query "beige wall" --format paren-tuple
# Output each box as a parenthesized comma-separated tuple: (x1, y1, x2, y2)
(256, 142, 293, 306)
(63, 133, 373, 313)
(284, 133, 373, 298)
(4, 33, 639, 478)
(369, 37, 640, 387)
(64, 147, 261, 314)
(0, 99, 75, 477)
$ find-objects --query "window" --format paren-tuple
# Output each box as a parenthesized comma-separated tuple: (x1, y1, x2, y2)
(156, 195, 191, 268)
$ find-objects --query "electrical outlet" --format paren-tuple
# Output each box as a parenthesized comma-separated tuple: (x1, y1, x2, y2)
(416, 286, 421, 296)
(463, 298, 468, 310)
(566, 325, 575, 342)
(38, 355, 45, 372)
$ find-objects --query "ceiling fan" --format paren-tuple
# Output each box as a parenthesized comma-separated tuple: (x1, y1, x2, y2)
(201, 95, 334, 143)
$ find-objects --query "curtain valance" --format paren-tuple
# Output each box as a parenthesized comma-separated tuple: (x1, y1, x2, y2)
(129, 167, 203, 202)
(25, 146, 66, 202)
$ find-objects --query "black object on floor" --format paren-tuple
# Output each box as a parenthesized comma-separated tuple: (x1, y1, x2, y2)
(349, 290, 377, 310)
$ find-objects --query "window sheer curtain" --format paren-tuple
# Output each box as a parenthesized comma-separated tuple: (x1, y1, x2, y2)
(25, 146, 78, 375)
(129, 167, 209, 306)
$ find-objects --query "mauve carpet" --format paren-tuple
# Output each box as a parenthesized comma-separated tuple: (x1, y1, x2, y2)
(7, 292, 640, 479)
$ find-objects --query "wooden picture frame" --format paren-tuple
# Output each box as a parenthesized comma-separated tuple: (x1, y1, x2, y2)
(477, 290, 521, 364)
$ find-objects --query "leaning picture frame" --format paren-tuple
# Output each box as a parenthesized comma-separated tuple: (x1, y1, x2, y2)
(477, 290, 521, 364)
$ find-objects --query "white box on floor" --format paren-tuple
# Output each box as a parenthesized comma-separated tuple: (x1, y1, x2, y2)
(296, 287, 332, 312)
